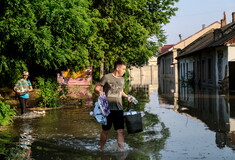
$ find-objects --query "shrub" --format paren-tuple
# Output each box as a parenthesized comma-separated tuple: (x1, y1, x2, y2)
(36, 77, 60, 108)
(0, 97, 16, 126)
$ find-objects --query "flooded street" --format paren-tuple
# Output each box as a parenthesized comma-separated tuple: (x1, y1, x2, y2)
(148, 91, 235, 160)
(1, 84, 235, 159)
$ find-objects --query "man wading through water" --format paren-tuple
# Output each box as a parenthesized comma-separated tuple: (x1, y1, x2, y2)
(94, 60, 133, 150)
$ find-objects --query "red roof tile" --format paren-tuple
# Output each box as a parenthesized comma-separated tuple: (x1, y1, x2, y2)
(160, 44, 174, 54)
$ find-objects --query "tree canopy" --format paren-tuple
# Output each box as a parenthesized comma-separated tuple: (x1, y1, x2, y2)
(89, 0, 179, 73)
(0, 0, 178, 85)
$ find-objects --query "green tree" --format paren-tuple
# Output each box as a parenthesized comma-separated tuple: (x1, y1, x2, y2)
(0, 0, 178, 84)
(89, 0, 179, 78)
(0, 0, 94, 85)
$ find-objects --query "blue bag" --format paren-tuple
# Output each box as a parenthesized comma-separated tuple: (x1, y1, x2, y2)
(93, 102, 107, 125)
(92, 95, 110, 125)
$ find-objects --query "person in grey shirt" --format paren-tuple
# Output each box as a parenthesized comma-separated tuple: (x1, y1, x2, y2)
(94, 60, 132, 150)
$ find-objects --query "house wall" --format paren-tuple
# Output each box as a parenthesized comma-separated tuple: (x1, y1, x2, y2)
(158, 52, 174, 78)
(178, 46, 233, 88)
(228, 46, 235, 90)
(228, 46, 235, 61)
(158, 22, 221, 92)
(148, 56, 157, 65)
(178, 58, 194, 81)
(158, 50, 180, 98)
(180, 51, 218, 87)
(200, 50, 217, 86)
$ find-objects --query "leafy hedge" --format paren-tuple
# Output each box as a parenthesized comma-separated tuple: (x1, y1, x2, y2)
(36, 77, 61, 108)
(0, 97, 16, 126)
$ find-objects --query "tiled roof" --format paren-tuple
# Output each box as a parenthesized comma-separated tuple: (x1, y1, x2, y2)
(176, 29, 214, 59)
(176, 22, 235, 59)
(157, 44, 174, 57)
(160, 45, 174, 53)
(158, 21, 220, 59)
(209, 22, 235, 47)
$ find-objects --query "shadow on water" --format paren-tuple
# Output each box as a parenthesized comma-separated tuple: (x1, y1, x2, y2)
(0, 85, 169, 160)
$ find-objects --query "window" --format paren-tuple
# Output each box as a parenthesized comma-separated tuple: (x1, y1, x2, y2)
(183, 63, 185, 79)
(217, 51, 223, 81)
(193, 61, 196, 80)
(186, 63, 188, 79)
(162, 59, 165, 74)
(202, 60, 205, 81)
(181, 63, 183, 79)
(208, 59, 212, 80)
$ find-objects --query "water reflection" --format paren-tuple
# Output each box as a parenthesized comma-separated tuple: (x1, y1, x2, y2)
(178, 85, 235, 150)
(182, 87, 231, 131)
(0, 85, 169, 160)
(130, 84, 158, 95)
(3, 119, 35, 160)
(18, 121, 34, 158)
(158, 78, 175, 105)
(158, 78, 235, 150)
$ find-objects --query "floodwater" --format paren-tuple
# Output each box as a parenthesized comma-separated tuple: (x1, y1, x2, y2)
(1, 84, 235, 160)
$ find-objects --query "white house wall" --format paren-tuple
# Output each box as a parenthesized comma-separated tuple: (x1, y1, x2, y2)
(228, 46, 235, 61)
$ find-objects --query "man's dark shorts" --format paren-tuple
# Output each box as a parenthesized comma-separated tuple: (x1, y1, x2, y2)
(102, 110, 124, 131)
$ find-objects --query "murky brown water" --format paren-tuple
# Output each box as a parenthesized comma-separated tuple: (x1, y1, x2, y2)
(1, 85, 235, 159)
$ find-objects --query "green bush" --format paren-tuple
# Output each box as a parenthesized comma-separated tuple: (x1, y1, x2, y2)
(36, 77, 60, 108)
(0, 97, 16, 126)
